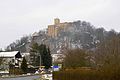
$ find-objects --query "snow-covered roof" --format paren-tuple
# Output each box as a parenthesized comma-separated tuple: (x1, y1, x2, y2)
(0, 51, 20, 58)
(21, 53, 30, 57)
(0, 71, 9, 74)
(51, 54, 65, 58)
(32, 32, 39, 37)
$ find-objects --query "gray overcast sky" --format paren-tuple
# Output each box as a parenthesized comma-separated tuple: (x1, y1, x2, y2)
(0, 0, 120, 49)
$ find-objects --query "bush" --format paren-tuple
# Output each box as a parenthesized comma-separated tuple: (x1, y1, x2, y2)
(9, 68, 23, 75)
(53, 69, 120, 80)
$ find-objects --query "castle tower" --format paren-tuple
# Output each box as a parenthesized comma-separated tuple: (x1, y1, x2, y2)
(54, 18, 60, 25)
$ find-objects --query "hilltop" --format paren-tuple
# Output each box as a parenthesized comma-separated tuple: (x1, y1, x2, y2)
(5, 18, 119, 54)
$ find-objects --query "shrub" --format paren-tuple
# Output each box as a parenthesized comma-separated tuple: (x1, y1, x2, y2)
(53, 68, 120, 80)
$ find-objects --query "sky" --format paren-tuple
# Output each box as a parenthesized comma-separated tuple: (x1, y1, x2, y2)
(0, 0, 120, 49)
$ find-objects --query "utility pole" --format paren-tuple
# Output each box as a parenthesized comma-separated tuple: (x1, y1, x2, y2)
(39, 54, 41, 67)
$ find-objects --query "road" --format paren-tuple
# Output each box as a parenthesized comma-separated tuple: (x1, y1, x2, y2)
(0, 75, 40, 80)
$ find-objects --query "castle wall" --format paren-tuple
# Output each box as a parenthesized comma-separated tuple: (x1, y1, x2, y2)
(47, 18, 73, 38)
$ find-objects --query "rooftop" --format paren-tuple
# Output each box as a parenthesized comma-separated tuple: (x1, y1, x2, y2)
(0, 51, 20, 58)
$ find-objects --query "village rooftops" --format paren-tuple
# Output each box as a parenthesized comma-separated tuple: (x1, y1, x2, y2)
(0, 51, 22, 58)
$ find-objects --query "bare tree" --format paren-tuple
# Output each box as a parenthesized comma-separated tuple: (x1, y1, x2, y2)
(63, 49, 90, 68)
(95, 35, 120, 73)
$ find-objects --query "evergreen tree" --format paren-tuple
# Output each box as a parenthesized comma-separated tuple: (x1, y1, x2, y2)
(30, 43, 41, 66)
(42, 46, 52, 69)
(30, 43, 52, 69)
(0, 50, 3, 65)
(47, 47, 52, 68)
(21, 57, 28, 73)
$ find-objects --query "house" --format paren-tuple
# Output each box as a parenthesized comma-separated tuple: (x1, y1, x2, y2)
(21, 52, 30, 61)
(0, 51, 22, 74)
(51, 54, 65, 63)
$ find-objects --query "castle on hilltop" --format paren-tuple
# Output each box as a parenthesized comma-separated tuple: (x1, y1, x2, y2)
(47, 18, 74, 38)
